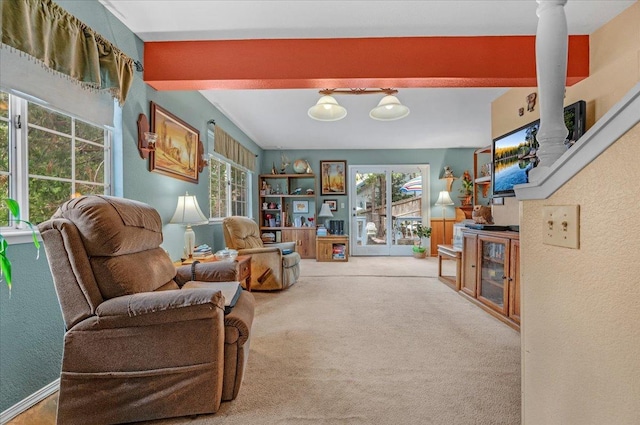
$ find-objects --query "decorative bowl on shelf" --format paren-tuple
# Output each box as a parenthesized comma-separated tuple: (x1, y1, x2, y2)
(261, 233, 276, 243)
(214, 247, 238, 262)
(293, 159, 309, 174)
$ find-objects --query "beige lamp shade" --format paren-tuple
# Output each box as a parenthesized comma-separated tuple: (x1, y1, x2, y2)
(318, 203, 334, 227)
(435, 191, 454, 206)
(170, 192, 208, 258)
(318, 203, 334, 219)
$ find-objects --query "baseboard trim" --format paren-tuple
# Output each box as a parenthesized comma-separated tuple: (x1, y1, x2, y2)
(0, 379, 59, 424)
(458, 291, 520, 332)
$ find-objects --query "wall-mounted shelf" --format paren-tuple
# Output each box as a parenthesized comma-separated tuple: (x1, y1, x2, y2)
(473, 146, 492, 204)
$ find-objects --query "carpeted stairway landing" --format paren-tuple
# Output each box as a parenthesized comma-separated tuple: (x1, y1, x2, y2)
(146, 257, 521, 425)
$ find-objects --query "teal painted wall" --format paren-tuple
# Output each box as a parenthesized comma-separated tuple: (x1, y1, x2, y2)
(0, 244, 64, 413)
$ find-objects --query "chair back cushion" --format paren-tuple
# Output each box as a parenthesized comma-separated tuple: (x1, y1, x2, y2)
(222, 216, 264, 249)
(50, 195, 176, 299)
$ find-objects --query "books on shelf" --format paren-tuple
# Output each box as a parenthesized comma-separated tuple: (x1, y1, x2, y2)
(332, 244, 346, 260)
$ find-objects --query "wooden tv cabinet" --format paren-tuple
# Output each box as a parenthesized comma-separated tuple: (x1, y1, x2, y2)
(460, 228, 520, 330)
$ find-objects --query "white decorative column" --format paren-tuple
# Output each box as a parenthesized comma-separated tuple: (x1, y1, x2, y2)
(529, 0, 569, 182)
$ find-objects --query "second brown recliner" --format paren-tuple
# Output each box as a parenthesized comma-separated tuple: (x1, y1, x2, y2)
(222, 216, 301, 291)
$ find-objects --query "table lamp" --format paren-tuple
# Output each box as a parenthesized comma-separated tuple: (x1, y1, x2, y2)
(435, 190, 454, 245)
(318, 203, 334, 229)
(169, 192, 208, 258)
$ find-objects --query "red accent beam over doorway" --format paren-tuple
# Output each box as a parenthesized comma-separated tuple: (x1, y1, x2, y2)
(143, 36, 589, 91)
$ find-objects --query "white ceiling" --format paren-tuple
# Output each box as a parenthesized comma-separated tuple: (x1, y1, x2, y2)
(100, 0, 636, 150)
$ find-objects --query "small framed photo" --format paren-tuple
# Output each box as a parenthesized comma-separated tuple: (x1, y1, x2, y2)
(292, 200, 309, 213)
(324, 199, 338, 212)
(320, 160, 347, 195)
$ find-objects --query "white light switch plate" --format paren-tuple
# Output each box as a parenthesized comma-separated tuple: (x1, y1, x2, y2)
(543, 205, 580, 249)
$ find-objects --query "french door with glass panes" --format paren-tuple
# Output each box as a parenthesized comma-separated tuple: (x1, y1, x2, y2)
(349, 165, 430, 256)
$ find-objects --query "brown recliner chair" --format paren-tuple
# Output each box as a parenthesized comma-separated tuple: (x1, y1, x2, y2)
(222, 216, 300, 291)
(38, 195, 254, 425)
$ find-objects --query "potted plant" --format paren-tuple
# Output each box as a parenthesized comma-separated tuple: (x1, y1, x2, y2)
(459, 170, 473, 206)
(412, 223, 432, 258)
(1, 198, 40, 294)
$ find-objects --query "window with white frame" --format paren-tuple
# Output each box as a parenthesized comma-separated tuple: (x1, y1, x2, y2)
(209, 154, 251, 220)
(0, 89, 111, 226)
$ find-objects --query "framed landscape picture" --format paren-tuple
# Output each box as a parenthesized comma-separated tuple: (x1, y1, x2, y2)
(149, 102, 200, 183)
(292, 200, 309, 214)
(320, 160, 347, 195)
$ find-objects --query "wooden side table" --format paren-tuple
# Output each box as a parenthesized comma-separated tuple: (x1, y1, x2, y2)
(437, 244, 462, 291)
(176, 255, 253, 291)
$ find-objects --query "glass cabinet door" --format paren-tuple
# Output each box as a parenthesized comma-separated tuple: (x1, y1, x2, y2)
(477, 236, 509, 314)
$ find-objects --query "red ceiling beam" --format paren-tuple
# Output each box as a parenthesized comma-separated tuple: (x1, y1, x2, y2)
(143, 36, 589, 91)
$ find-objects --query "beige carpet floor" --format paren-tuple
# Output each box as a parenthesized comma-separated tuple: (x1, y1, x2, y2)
(144, 257, 521, 425)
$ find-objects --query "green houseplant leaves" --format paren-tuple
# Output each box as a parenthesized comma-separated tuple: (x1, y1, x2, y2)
(1, 198, 40, 293)
(412, 223, 432, 254)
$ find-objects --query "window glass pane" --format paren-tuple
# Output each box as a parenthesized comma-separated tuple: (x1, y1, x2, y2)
(230, 167, 247, 216)
(0, 175, 9, 226)
(209, 158, 228, 218)
(75, 120, 104, 143)
(76, 183, 104, 196)
(28, 103, 71, 134)
(75, 141, 104, 183)
(0, 91, 8, 119)
(28, 178, 72, 224)
(1, 91, 10, 225)
(28, 128, 72, 179)
(0, 120, 9, 172)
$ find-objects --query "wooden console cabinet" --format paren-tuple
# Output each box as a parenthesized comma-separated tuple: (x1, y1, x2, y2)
(460, 228, 520, 329)
(282, 228, 316, 259)
(316, 235, 349, 262)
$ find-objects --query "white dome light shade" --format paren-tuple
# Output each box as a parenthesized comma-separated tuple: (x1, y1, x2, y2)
(308, 95, 347, 121)
(369, 95, 410, 121)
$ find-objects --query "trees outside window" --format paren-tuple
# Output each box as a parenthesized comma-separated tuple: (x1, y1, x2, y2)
(0, 90, 111, 226)
(209, 155, 251, 219)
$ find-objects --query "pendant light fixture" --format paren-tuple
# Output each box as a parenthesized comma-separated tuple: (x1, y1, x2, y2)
(307, 95, 347, 121)
(307, 88, 410, 122)
(369, 95, 410, 121)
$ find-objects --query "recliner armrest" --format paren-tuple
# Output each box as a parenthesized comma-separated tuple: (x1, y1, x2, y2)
(236, 247, 282, 256)
(224, 291, 255, 346)
(175, 261, 238, 286)
(94, 288, 225, 328)
(270, 241, 296, 252)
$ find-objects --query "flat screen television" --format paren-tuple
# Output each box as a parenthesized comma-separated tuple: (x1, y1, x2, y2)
(492, 100, 586, 197)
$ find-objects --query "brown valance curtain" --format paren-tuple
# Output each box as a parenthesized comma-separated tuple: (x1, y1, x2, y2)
(1, 0, 134, 104)
(214, 125, 256, 171)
